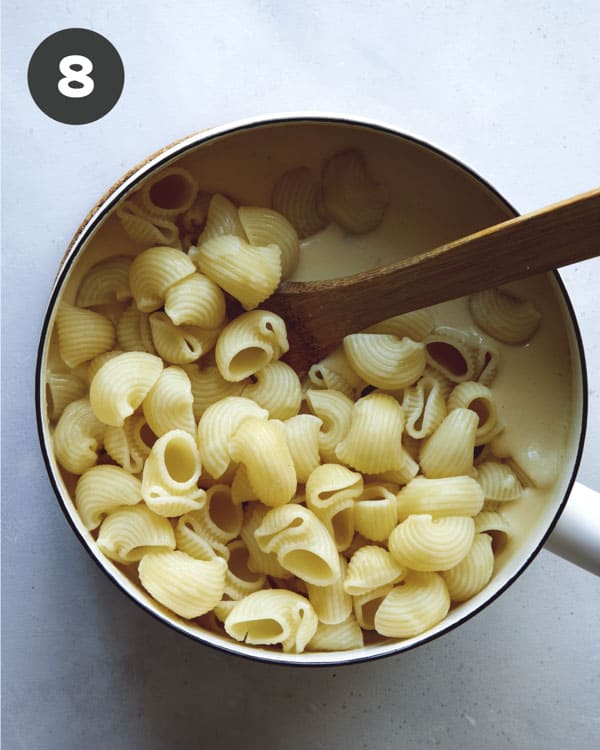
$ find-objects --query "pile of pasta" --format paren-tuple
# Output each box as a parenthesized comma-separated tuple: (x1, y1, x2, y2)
(47, 154, 542, 653)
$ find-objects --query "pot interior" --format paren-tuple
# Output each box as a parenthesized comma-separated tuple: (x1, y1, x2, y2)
(38, 117, 586, 664)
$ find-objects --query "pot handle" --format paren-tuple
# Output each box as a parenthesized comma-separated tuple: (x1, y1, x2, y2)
(544, 482, 600, 576)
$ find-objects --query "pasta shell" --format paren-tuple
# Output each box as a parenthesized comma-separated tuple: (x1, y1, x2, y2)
(143, 366, 196, 437)
(388, 514, 475, 571)
(239, 205, 300, 279)
(423, 327, 480, 383)
(97, 504, 175, 563)
(476, 461, 523, 501)
(307, 617, 364, 651)
(241, 361, 302, 420)
(306, 555, 353, 625)
(447, 381, 501, 445)
(374, 572, 450, 638)
(129, 245, 195, 312)
(164, 272, 226, 329)
(343, 334, 426, 390)
(364, 309, 435, 341)
(469, 288, 541, 344)
(75, 464, 142, 530)
(56, 303, 116, 369)
(271, 166, 328, 239)
(322, 149, 388, 233)
(137, 166, 198, 218)
(396, 475, 484, 519)
(76, 256, 133, 307)
(116, 200, 180, 247)
(53, 397, 105, 475)
(304, 389, 353, 463)
(441, 533, 494, 602)
(419, 409, 478, 478)
(344, 546, 406, 596)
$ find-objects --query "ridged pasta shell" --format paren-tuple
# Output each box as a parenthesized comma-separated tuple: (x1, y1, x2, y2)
(305, 463, 363, 551)
(97, 504, 175, 563)
(195, 194, 246, 246)
(354, 484, 398, 542)
(364, 309, 435, 340)
(46, 370, 87, 421)
(183, 364, 246, 420)
(476, 461, 523, 501)
(306, 555, 353, 625)
(76, 256, 133, 307)
(343, 333, 426, 390)
(53, 397, 105, 475)
(423, 327, 480, 383)
(344, 546, 406, 596)
(419, 409, 478, 478)
(138, 550, 227, 619)
(388, 514, 475, 571)
(239, 205, 300, 279)
(447, 381, 501, 445)
(224, 540, 266, 600)
(104, 415, 152, 475)
(137, 166, 198, 218)
(336, 393, 408, 474)
(304, 389, 353, 463)
(129, 245, 195, 312)
(283, 414, 323, 484)
(322, 149, 388, 234)
(241, 361, 302, 420)
(469, 288, 541, 344)
(441, 533, 494, 601)
(240, 502, 292, 578)
(75, 464, 142, 530)
(255, 504, 341, 586)
(402, 373, 448, 440)
(164, 272, 226, 329)
(307, 347, 366, 399)
(307, 616, 364, 651)
(194, 234, 282, 311)
(374, 571, 450, 638)
(224, 589, 318, 653)
(89, 351, 163, 427)
(116, 200, 180, 247)
(143, 366, 196, 437)
(271, 166, 328, 239)
(352, 583, 393, 630)
(116, 303, 156, 354)
(149, 312, 220, 365)
(56, 303, 116, 369)
(142, 429, 202, 502)
(396, 475, 484, 519)
(175, 511, 229, 561)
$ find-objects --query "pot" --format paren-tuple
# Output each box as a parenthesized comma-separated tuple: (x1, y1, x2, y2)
(36, 114, 600, 665)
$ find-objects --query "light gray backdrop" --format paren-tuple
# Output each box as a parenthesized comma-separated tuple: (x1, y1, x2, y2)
(2, 2, 599, 748)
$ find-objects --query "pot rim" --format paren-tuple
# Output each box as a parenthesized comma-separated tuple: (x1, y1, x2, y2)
(35, 111, 588, 666)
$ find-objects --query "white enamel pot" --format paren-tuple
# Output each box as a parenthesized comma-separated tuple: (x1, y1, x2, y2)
(36, 114, 600, 665)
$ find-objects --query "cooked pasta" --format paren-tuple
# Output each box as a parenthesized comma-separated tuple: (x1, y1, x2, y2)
(183, 364, 246, 420)
(343, 333, 426, 390)
(103, 415, 152, 474)
(76, 256, 132, 307)
(476, 461, 523, 501)
(89, 351, 163, 427)
(224, 589, 318, 653)
(389, 514, 475, 571)
(353, 583, 393, 630)
(142, 430, 204, 516)
(344, 546, 406, 596)
(240, 502, 292, 578)
(364, 309, 435, 341)
(305, 463, 363, 550)
(441, 532, 495, 601)
(87, 349, 124, 382)
(46, 370, 87, 421)
(143, 366, 196, 437)
(223, 540, 266, 600)
(321, 149, 388, 233)
(419, 408, 479, 478)
(97, 504, 175, 563)
(194, 234, 281, 311)
(255, 504, 340, 586)
(181, 191, 211, 236)
(307, 616, 365, 651)
(304, 388, 353, 463)
(271, 166, 328, 239)
(354, 483, 398, 542)
(307, 347, 365, 399)
(447, 381, 501, 445)
(129, 246, 195, 312)
(53, 397, 105, 474)
(175, 511, 229, 561)
(239, 205, 300, 280)
(197, 396, 268, 479)
(469, 288, 541, 344)
(336, 393, 408, 474)
(75, 465, 142, 529)
(116, 303, 156, 354)
(402, 373, 447, 440)
(306, 555, 352, 625)
(116, 199, 180, 247)
(149, 312, 219, 365)
(193, 194, 246, 247)
(137, 166, 198, 218)
(396, 475, 484, 519)
(138, 550, 227, 619)
(231, 465, 257, 505)
(374, 571, 450, 638)
(215, 310, 289, 382)
(423, 327, 480, 383)
(163, 272, 226, 329)
(56, 302, 116, 368)
(241, 361, 302, 420)
(283, 414, 322, 483)
(229, 418, 297, 507)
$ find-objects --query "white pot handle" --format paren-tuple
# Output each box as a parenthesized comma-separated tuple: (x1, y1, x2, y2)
(544, 482, 600, 575)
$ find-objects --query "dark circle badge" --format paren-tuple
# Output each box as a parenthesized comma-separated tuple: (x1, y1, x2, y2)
(28, 29, 124, 125)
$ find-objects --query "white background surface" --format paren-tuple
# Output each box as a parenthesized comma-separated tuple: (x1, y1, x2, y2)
(2, 1, 600, 748)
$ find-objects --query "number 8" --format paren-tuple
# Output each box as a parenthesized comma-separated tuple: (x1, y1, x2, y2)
(58, 55, 95, 98)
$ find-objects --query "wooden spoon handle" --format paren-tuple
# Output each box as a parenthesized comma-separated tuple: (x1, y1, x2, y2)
(268, 186, 600, 365)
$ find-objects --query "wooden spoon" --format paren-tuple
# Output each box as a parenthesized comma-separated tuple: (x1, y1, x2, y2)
(261, 187, 600, 373)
